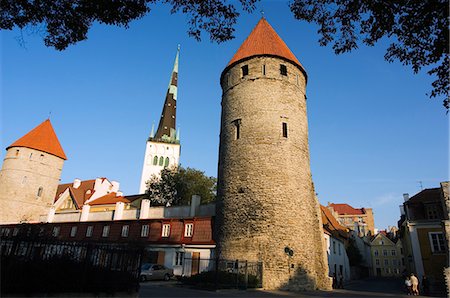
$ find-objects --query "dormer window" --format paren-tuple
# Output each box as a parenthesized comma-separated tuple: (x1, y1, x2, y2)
(280, 64, 287, 76)
(241, 65, 249, 77)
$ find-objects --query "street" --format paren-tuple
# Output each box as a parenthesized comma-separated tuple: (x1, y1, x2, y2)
(138, 278, 439, 298)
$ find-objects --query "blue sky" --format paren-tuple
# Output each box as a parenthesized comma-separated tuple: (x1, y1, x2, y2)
(1, 1, 448, 230)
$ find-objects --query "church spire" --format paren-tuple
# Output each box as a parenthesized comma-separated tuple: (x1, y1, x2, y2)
(152, 45, 180, 142)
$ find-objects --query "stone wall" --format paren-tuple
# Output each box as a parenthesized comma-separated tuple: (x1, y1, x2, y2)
(216, 56, 331, 291)
(0, 147, 64, 223)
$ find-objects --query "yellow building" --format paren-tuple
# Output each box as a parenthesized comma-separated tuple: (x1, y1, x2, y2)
(327, 203, 375, 236)
(370, 231, 405, 277)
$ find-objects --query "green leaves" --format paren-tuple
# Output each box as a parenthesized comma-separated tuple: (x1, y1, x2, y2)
(145, 166, 217, 206)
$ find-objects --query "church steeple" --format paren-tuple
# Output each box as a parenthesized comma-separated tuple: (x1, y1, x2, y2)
(152, 45, 180, 142)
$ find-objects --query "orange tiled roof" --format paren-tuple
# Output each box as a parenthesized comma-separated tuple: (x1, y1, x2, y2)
(7, 119, 67, 160)
(54, 179, 96, 208)
(321, 205, 349, 239)
(88, 193, 130, 205)
(227, 18, 304, 71)
(329, 203, 365, 215)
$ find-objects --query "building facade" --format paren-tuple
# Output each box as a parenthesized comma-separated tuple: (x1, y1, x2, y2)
(0, 120, 66, 223)
(215, 18, 331, 291)
(139, 47, 181, 194)
(399, 184, 448, 295)
(327, 203, 375, 236)
(370, 232, 405, 277)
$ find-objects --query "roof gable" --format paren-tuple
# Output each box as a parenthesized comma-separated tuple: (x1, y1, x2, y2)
(329, 203, 365, 215)
(7, 119, 67, 160)
(226, 18, 304, 72)
(370, 232, 395, 245)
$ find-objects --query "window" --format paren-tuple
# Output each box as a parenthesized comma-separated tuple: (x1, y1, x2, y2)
(2, 228, 10, 237)
(262, 64, 266, 75)
(159, 156, 164, 166)
(164, 157, 169, 167)
(153, 156, 158, 165)
(332, 241, 336, 254)
(162, 224, 170, 237)
(282, 122, 288, 138)
(15, 150, 19, 157)
(52, 226, 60, 237)
(184, 223, 193, 237)
(384, 259, 389, 266)
(429, 232, 445, 253)
(280, 64, 287, 76)
(296, 74, 299, 85)
(232, 119, 241, 140)
(86, 226, 93, 237)
(374, 250, 379, 256)
(392, 259, 397, 266)
(375, 259, 380, 266)
(37, 187, 43, 197)
(426, 205, 439, 219)
(29, 153, 33, 160)
(102, 225, 110, 237)
(391, 250, 396, 256)
(241, 65, 248, 77)
(13, 228, 19, 236)
(175, 252, 185, 266)
(70, 226, 77, 237)
(383, 249, 388, 256)
(40, 154, 44, 161)
(121, 225, 129, 237)
(338, 243, 341, 255)
(141, 224, 149, 237)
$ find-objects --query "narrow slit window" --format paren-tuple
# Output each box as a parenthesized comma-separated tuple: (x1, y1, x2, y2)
(262, 64, 266, 75)
(282, 122, 288, 138)
(37, 187, 43, 197)
(233, 119, 241, 140)
(241, 65, 249, 77)
(280, 64, 287, 76)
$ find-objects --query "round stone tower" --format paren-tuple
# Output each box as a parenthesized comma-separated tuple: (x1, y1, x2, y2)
(0, 119, 66, 223)
(215, 18, 331, 291)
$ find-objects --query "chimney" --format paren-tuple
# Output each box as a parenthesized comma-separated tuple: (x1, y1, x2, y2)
(111, 181, 120, 192)
(80, 204, 90, 221)
(114, 202, 125, 220)
(190, 195, 201, 217)
(403, 193, 409, 202)
(399, 205, 405, 216)
(47, 206, 56, 223)
(139, 199, 151, 219)
(73, 178, 81, 189)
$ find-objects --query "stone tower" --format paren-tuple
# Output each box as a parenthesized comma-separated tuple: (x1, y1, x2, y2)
(215, 18, 331, 291)
(139, 46, 181, 193)
(0, 119, 66, 223)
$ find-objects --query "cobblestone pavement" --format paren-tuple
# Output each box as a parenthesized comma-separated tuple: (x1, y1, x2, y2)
(138, 278, 424, 298)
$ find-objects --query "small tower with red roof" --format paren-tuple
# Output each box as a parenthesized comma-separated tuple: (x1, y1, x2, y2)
(215, 18, 331, 290)
(0, 119, 66, 223)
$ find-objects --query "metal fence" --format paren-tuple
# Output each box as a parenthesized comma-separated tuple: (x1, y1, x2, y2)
(181, 257, 263, 289)
(1, 237, 143, 295)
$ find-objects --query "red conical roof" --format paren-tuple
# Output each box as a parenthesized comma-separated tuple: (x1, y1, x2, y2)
(226, 18, 305, 72)
(7, 119, 67, 160)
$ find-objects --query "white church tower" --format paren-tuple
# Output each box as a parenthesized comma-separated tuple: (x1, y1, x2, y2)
(139, 46, 181, 193)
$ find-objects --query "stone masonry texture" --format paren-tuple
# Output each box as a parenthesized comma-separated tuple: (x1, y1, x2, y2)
(0, 146, 64, 223)
(216, 57, 332, 291)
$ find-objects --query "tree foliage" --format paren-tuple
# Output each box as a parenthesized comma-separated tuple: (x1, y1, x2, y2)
(1, 0, 448, 108)
(289, 0, 449, 109)
(145, 166, 216, 206)
(346, 236, 362, 266)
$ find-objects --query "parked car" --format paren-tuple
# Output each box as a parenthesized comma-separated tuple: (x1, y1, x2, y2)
(140, 263, 174, 281)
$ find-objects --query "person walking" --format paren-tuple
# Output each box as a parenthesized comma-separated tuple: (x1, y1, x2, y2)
(422, 275, 429, 296)
(405, 275, 412, 295)
(410, 273, 419, 296)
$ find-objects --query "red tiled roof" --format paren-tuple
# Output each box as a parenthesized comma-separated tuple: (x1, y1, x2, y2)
(55, 180, 96, 208)
(227, 18, 304, 71)
(88, 193, 130, 205)
(329, 203, 365, 215)
(7, 119, 67, 160)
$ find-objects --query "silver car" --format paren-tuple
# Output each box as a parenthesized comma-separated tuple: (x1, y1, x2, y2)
(140, 263, 174, 281)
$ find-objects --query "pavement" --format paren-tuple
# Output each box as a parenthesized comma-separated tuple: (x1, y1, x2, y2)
(138, 277, 441, 298)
